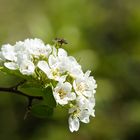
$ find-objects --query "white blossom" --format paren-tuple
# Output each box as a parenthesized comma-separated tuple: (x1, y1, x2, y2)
(0, 38, 97, 132)
(68, 105, 91, 132)
(37, 60, 66, 82)
(1, 44, 17, 61)
(53, 82, 76, 105)
(73, 71, 97, 97)
(37, 49, 70, 82)
(19, 60, 35, 75)
(76, 95, 95, 117)
(22, 38, 51, 58)
(68, 116, 80, 132)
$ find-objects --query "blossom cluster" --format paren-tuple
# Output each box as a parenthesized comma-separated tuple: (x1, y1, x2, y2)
(0, 38, 97, 132)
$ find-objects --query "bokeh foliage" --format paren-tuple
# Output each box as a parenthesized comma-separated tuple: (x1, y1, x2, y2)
(0, 0, 140, 140)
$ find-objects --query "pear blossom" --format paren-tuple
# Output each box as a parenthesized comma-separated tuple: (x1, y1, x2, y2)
(68, 116, 80, 132)
(73, 71, 97, 97)
(0, 38, 97, 132)
(37, 49, 70, 82)
(37, 60, 66, 82)
(19, 60, 35, 75)
(68, 105, 91, 132)
(1, 44, 17, 61)
(53, 82, 76, 105)
(16, 38, 52, 58)
(68, 95, 95, 132)
(76, 95, 95, 117)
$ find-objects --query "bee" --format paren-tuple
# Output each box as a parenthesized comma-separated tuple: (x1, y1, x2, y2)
(53, 38, 68, 46)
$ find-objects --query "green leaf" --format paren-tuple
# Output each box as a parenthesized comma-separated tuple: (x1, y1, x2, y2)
(0, 71, 23, 87)
(43, 86, 56, 108)
(1, 67, 24, 78)
(18, 82, 44, 96)
(0, 66, 34, 81)
(31, 103, 54, 118)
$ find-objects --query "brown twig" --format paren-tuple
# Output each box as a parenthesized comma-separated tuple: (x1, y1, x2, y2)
(0, 81, 43, 100)
(0, 81, 43, 119)
(24, 97, 34, 120)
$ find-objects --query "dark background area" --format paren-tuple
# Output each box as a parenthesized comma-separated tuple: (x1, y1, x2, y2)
(0, 0, 140, 140)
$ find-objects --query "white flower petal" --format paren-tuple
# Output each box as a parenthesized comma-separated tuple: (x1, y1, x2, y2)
(4, 62, 18, 70)
(63, 82, 72, 91)
(0, 51, 5, 61)
(19, 60, 35, 75)
(1, 44, 16, 61)
(67, 92, 76, 101)
(83, 91, 92, 97)
(91, 109, 95, 117)
(37, 61, 50, 75)
(58, 75, 67, 83)
(48, 55, 58, 67)
(69, 116, 80, 132)
(52, 46, 57, 56)
(85, 70, 91, 78)
(58, 48, 67, 57)
(79, 110, 90, 123)
(45, 44, 52, 56)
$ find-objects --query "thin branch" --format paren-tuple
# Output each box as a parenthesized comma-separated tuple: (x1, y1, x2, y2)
(0, 86, 43, 100)
(11, 79, 27, 90)
(0, 80, 43, 119)
(24, 97, 33, 120)
(0, 79, 43, 100)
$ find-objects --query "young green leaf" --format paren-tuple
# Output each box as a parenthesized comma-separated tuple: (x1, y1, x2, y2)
(0, 71, 23, 87)
(31, 103, 54, 118)
(18, 82, 44, 96)
(43, 86, 56, 108)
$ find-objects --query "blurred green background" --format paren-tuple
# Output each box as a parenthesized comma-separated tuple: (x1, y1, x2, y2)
(0, 0, 140, 140)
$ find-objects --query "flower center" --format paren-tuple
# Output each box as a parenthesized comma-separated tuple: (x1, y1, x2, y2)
(51, 68, 60, 78)
(58, 88, 66, 99)
(73, 109, 80, 118)
(76, 82, 86, 93)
